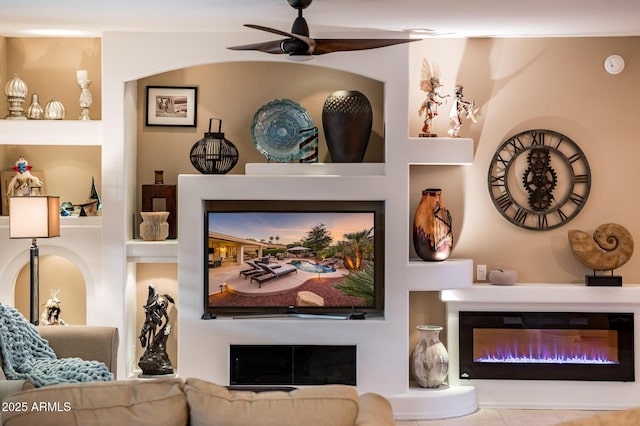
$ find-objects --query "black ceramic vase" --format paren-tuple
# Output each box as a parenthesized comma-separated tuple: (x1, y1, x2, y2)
(413, 188, 453, 261)
(322, 90, 372, 162)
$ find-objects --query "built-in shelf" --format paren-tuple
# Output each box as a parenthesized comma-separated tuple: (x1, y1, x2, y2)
(404, 137, 474, 165)
(0, 215, 102, 228)
(245, 162, 385, 176)
(389, 385, 477, 420)
(406, 259, 473, 291)
(0, 120, 103, 146)
(126, 239, 178, 263)
(441, 282, 640, 305)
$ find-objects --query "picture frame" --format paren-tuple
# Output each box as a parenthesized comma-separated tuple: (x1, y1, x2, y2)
(146, 86, 198, 127)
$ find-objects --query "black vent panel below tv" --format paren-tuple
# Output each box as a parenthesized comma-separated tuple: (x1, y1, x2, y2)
(230, 345, 356, 386)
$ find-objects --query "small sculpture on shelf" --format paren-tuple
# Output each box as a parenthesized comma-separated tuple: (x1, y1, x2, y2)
(25, 92, 44, 120)
(44, 98, 65, 120)
(418, 60, 449, 137)
(74, 177, 101, 216)
(76, 70, 93, 120)
(40, 290, 67, 326)
(138, 284, 176, 377)
(568, 223, 634, 286)
(4, 73, 28, 120)
(448, 85, 478, 137)
(7, 156, 43, 197)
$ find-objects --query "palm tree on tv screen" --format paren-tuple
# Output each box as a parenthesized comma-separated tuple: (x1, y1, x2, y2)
(341, 227, 374, 270)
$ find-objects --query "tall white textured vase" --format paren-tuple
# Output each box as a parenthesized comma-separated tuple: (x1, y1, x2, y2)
(410, 325, 449, 388)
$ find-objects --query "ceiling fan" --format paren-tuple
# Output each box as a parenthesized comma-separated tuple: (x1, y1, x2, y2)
(228, 0, 417, 57)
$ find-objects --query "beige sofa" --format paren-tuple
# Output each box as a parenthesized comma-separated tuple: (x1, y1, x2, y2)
(2, 378, 394, 426)
(0, 325, 394, 426)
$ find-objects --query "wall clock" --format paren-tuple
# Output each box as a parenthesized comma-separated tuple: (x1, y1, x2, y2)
(487, 129, 591, 231)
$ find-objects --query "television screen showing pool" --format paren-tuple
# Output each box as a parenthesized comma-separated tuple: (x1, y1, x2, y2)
(202, 200, 385, 319)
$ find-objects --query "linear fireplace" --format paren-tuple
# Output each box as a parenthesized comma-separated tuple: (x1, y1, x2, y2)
(459, 311, 634, 382)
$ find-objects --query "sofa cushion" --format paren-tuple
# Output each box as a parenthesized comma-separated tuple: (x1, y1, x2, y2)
(184, 378, 360, 426)
(1, 378, 187, 426)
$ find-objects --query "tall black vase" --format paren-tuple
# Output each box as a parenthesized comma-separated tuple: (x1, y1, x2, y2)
(322, 90, 372, 162)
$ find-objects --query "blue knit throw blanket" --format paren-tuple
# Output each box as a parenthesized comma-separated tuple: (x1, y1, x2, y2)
(0, 304, 114, 387)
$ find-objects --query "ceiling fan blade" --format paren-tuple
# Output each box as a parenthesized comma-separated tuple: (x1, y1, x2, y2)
(245, 24, 314, 46)
(312, 38, 418, 55)
(227, 40, 285, 54)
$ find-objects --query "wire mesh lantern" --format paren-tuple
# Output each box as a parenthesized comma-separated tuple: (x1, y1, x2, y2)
(189, 118, 239, 174)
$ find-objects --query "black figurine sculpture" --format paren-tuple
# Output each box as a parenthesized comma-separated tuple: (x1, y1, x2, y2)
(138, 284, 175, 376)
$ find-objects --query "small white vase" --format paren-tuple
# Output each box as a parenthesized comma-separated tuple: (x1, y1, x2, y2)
(140, 212, 170, 241)
(410, 325, 449, 388)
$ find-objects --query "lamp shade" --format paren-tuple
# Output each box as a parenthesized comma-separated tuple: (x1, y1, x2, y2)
(9, 196, 60, 239)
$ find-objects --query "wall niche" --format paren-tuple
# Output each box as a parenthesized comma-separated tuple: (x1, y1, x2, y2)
(15, 255, 86, 325)
(135, 61, 385, 211)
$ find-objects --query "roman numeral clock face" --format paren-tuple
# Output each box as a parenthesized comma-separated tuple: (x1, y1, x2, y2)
(488, 129, 591, 231)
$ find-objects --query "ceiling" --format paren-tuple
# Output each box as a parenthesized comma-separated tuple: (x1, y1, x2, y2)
(1, 0, 639, 39)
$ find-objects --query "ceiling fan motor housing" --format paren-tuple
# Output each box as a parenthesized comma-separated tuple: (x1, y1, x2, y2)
(281, 38, 310, 55)
(288, 0, 313, 10)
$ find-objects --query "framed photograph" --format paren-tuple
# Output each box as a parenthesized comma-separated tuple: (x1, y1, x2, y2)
(146, 86, 198, 127)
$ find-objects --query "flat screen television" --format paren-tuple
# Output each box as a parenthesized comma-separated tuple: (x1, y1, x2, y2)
(202, 200, 384, 319)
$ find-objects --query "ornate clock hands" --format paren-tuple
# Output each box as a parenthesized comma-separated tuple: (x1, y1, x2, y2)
(523, 147, 557, 211)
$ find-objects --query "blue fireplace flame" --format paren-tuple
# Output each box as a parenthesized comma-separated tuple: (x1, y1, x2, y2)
(474, 344, 619, 364)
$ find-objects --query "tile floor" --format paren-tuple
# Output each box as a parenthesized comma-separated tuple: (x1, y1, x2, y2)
(395, 409, 608, 425)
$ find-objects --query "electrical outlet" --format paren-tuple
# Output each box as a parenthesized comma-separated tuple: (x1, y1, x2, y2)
(477, 264, 487, 281)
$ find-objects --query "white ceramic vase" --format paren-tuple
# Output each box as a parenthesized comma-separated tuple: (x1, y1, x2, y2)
(140, 211, 170, 241)
(410, 325, 449, 388)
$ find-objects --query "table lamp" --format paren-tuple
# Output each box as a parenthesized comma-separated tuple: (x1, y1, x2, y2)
(9, 196, 60, 324)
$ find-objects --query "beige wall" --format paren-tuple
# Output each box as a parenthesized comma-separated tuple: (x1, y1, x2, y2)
(15, 255, 86, 324)
(2, 37, 102, 120)
(409, 37, 640, 284)
(0, 145, 101, 213)
(135, 62, 384, 213)
(1, 37, 102, 211)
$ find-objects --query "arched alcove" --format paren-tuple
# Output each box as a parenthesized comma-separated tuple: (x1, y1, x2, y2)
(134, 264, 178, 374)
(14, 254, 87, 324)
(135, 61, 385, 203)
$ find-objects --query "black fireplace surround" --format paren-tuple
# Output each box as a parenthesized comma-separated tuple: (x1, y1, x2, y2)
(230, 345, 357, 386)
(459, 311, 634, 381)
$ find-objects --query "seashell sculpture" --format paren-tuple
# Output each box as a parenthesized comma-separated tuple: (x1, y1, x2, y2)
(568, 223, 634, 271)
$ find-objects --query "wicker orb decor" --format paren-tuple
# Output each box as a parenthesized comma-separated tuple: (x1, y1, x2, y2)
(189, 118, 239, 174)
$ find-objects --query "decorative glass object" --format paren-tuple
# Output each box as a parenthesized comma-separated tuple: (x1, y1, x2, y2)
(25, 92, 44, 120)
(44, 98, 65, 120)
(410, 325, 449, 388)
(4, 73, 28, 120)
(251, 99, 314, 162)
(190, 118, 239, 174)
(413, 188, 453, 261)
(298, 126, 319, 163)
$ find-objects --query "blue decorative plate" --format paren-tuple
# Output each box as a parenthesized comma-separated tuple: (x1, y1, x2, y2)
(251, 99, 314, 162)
